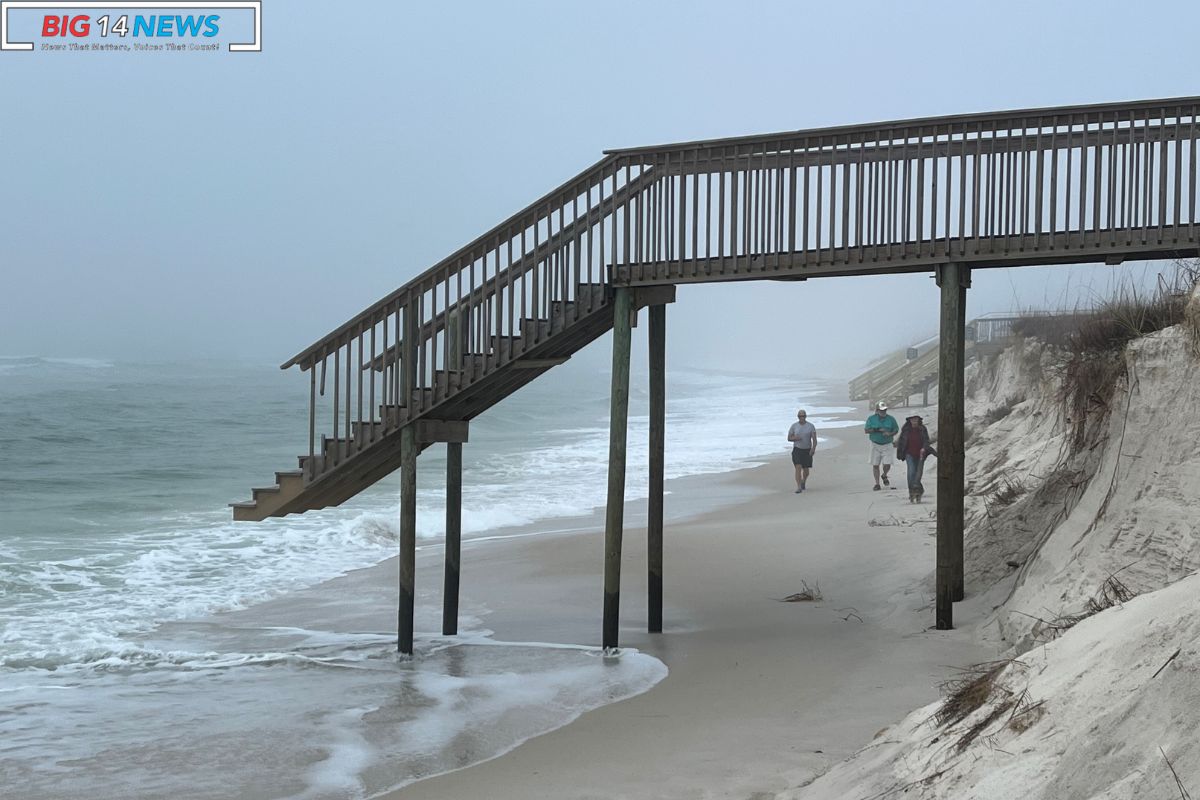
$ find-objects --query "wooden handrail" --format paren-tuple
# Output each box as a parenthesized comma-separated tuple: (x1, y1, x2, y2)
(605, 95, 1200, 156)
(281, 154, 622, 369)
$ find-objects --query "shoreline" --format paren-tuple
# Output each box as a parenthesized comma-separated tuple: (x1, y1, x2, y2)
(353, 412, 995, 799)
(149, 393, 998, 800)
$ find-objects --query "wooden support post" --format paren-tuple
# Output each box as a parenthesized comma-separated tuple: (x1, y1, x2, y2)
(442, 442, 462, 636)
(935, 263, 969, 630)
(399, 424, 418, 654)
(953, 272, 969, 602)
(603, 287, 633, 649)
(648, 303, 666, 633)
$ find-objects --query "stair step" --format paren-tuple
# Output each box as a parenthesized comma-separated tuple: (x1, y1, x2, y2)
(275, 470, 305, 490)
(234, 281, 616, 522)
(521, 317, 553, 340)
(483, 335, 523, 356)
(252, 485, 281, 501)
(351, 419, 389, 440)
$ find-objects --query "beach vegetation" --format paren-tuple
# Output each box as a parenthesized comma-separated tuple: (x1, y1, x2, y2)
(1011, 259, 1200, 454)
(1012, 567, 1140, 643)
(984, 476, 1026, 517)
(934, 659, 1043, 752)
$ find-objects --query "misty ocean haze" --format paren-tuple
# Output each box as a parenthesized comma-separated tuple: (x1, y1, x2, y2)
(5, 1, 1200, 796)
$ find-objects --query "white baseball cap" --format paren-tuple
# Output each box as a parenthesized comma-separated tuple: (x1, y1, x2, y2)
(876, 401, 888, 411)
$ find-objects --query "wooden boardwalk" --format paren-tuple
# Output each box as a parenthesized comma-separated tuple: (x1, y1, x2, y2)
(848, 313, 1029, 406)
(234, 97, 1200, 649)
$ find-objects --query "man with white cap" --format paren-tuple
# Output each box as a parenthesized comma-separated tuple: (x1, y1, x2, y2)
(864, 401, 899, 491)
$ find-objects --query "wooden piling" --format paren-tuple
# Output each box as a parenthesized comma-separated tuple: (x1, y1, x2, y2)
(648, 303, 666, 633)
(935, 263, 968, 630)
(603, 287, 633, 649)
(442, 441, 462, 636)
(399, 424, 417, 653)
(952, 270, 969, 602)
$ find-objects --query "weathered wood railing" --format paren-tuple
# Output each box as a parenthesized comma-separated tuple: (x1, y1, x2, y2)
(284, 96, 1200, 484)
(281, 154, 660, 480)
(610, 97, 1200, 283)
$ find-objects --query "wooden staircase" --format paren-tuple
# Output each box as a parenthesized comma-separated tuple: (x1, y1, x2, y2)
(232, 280, 674, 521)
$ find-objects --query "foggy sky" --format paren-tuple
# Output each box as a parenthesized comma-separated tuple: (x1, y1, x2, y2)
(2, 0, 1195, 378)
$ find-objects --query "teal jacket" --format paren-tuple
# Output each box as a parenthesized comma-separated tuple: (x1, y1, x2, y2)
(865, 413, 899, 445)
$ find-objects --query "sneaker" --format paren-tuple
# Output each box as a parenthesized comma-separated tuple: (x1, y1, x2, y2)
(794, 488, 802, 494)
(882, 476, 891, 487)
(873, 485, 881, 491)
(800, 481, 807, 491)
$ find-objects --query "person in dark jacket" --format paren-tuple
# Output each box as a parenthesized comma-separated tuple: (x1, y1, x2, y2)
(895, 415, 937, 503)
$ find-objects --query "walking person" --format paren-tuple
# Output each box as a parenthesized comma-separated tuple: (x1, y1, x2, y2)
(864, 401, 899, 490)
(787, 409, 817, 493)
(896, 414, 937, 502)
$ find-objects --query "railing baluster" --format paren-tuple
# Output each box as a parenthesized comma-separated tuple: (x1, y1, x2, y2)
(959, 124, 969, 256)
(393, 302, 401, 419)
(855, 134, 865, 258)
(918, 128, 928, 251)
(815, 138, 823, 257)
(692, 150, 702, 276)
(332, 345, 340, 465)
(901, 130, 911, 246)
(609, 160, 617, 284)
(1004, 124, 1014, 247)
(986, 123, 996, 241)
(1106, 114, 1115, 233)
(1068, 117, 1078, 240)
(1144, 109, 1154, 240)
(343, 337, 350, 458)
(1021, 121, 1032, 249)
(1036, 120, 1047, 249)
(705, 153, 714, 268)
(1158, 107, 1169, 238)
(801, 140, 810, 259)
(885, 131, 894, 258)
(356, 326, 363, 452)
(1051, 118, 1060, 244)
(972, 122, 983, 252)
(763, 145, 771, 262)
(1173, 110, 1183, 238)
(308, 364, 316, 479)
(1190, 106, 1197, 236)
(718, 148, 727, 273)
(681, 156, 689, 266)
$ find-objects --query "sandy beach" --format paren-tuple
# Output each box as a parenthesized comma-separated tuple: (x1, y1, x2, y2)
(364, 413, 996, 799)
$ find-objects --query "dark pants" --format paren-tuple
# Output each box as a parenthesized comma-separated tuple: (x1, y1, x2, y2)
(905, 455, 926, 494)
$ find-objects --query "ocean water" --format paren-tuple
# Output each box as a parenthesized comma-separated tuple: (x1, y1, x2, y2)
(0, 355, 853, 798)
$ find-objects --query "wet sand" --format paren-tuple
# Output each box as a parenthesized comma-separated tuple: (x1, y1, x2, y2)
(383, 420, 995, 799)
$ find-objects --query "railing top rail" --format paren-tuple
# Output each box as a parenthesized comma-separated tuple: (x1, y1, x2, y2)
(281, 153, 621, 370)
(604, 95, 1200, 157)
